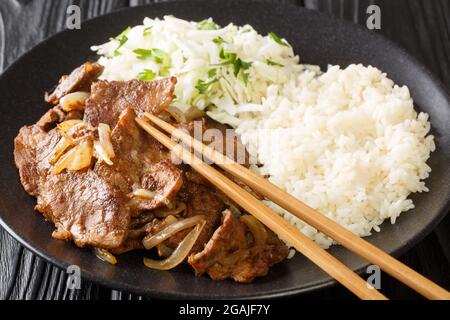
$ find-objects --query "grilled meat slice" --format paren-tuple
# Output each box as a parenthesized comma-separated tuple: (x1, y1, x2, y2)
(36, 170, 130, 248)
(188, 210, 288, 283)
(95, 107, 183, 214)
(46, 62, 103, 105)
(14, 124, 130, 248)
(84, 77, 176, 127)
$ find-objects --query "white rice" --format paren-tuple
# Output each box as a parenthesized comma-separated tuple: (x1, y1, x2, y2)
(92, 17, 435, 249)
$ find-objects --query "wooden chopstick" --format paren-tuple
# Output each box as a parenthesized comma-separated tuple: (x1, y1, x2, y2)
(136, 117, 387, 300)
(144, 112, 450, 300)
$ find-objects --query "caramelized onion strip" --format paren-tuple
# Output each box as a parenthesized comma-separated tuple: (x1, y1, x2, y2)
(143, 221, 205, 270)
(142, 215, 204, 250)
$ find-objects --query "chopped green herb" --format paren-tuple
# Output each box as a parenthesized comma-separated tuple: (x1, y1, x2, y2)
(195, 78, 219, 94)
(266, 59, 284, 67)
(143, 27, 152, 36)
(233, 58, 252, 77)
(150, 48, 168, 64)
(132, 48, 170, 67)
(268, 32, 289, 47)
(137, 69, 156, 81)
(208, 68, 217, 78)
(197, 19, 219, 30)
(113, 27, 131, 56)
(115, 27, 131, 40)
(212, 36, 225, 45)
(219, 48, 237, 63)
(133, 48, 153, 60)
(239, 72, 250, 85)
(217, 48, 252, 83)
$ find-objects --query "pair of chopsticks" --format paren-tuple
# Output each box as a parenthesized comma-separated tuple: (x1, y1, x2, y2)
(136, 113, 450, 300)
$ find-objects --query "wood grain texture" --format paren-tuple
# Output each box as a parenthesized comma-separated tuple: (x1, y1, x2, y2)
(0, 0, 448, 300)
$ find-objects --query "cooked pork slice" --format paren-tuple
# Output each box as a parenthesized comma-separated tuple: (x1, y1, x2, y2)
(15, 124, 130, 248)
(188, 210, 289, 283)
(155, 181, 225, 253)
(14, 125, 60, 196)
(141, 160, 184, 210)
(95, 107, 183, 213)
(36, 171, 130, 249)
(84, 77, 177, 127)
(46, 62, 103, 105)
(36, 107, 66, 131)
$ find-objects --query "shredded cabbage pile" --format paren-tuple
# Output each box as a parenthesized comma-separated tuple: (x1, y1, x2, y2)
(91, 16, 317, 126)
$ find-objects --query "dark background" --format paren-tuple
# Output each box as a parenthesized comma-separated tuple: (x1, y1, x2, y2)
(0, 0, 449, 300)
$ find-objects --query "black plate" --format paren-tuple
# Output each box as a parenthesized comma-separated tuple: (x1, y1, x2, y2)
(0, 0, 449, 299)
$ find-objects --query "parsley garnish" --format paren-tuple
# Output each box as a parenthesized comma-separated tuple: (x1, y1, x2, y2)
(133, 48, 170, 66)
(212, 36, 225, 45)
(268, 32, 289, 47)
(239, 72, 250, 85)
(197, 19, 219, 30)
(137, 69, 156, 81)
(266, 59, 284, 67)
(113, 27, 131, 56)
(219, 48, 237, 64)
(233, 58, 252, 77)
(133, 48, 153, 60)
(208, 69, 217, 78)
(115, 27, 131, 40)
(195, 78, 219, 94)
(217, 48, 252, 83)
(143, 27, 152, 36)
(150, 48, 168, 64)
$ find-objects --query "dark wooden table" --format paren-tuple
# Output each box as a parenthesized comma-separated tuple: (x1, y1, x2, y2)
(0, 0, 449, 300)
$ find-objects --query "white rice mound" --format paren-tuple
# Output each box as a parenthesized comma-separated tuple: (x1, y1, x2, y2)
(92, 17, 435, 249)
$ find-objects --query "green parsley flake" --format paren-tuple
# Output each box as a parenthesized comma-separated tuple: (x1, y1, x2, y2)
(233, 58, 252, 77)
(137, 69, 156, 81)
(143, 27, 152, 36)
(217, 48, 252, 83)
(208, 69, 217, 78)
(268, 32, 289, 47)
(132, 48, 170, 66)
(113, 27, 131, 56)
(266, 59, 284, 67)
(197, 19, 219, 30)
(212, 36, 225, 45)
(133, 48, 153, 60)
(239, 72, 250, 85)
(195, 78, 219, 94)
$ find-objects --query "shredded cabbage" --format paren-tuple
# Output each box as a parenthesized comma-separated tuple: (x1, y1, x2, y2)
(91, 16, 306, 124)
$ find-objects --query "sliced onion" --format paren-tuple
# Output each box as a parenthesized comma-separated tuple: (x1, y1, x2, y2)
(153, 202, 186, 218)
(157, 243, 174, 257)
(159, 195, 172, 208)
(94, 248, 117, 265)
(94, 140, 113, 165)
(98, 123, 115, 159)
(184, 106, 205, 121)
(167, 106, 186, 123)
(132, 188, 156, 200)
(67, 139, 93, 171)
(240, 215, 268, 246)
(163, 215, 178, 225)
(53, 139, 93, 174)
(143, 221, 205, 270)
(60, 92, 90, 112)
(142, 215, 204, 250)
(66, 122, 96, 139)
(57, 119, 83, 133)
(50, 137, 74, 164)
